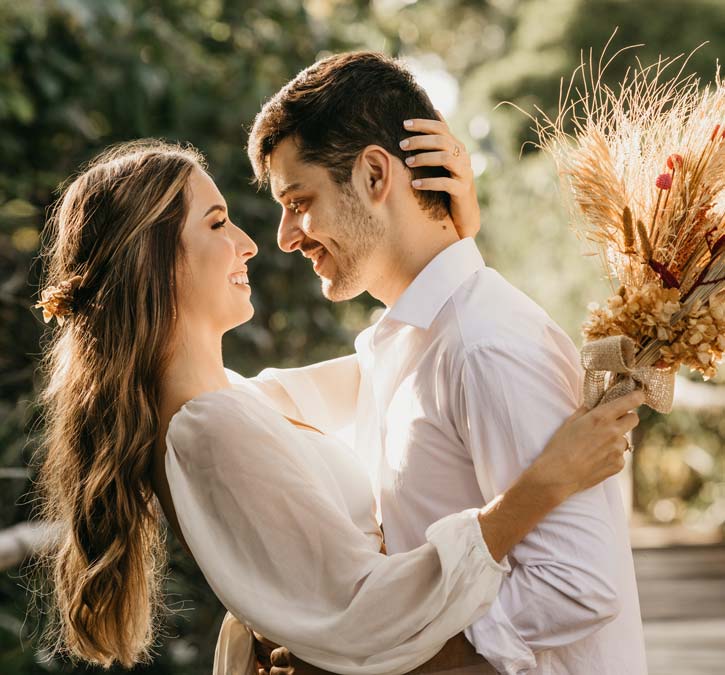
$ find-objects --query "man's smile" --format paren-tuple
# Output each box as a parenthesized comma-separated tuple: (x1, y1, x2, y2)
(301, 244, 329, 274)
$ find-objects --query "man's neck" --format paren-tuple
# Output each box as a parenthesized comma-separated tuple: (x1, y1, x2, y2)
(368, 213, 459, 307)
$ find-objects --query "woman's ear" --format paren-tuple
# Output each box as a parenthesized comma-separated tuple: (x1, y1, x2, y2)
(354, 145, 393, 206)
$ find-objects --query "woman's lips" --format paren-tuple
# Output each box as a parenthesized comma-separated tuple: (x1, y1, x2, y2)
(228, 272, 249, 285)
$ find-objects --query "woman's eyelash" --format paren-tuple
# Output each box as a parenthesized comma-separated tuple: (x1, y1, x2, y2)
(212, 218, 227, 229)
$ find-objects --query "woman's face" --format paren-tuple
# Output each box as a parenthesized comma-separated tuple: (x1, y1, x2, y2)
(176, 167, 258, 334)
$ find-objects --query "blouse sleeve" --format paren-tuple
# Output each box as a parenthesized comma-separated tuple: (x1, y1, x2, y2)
(247, 353, 361, 434)
(165, 388, 509, 675)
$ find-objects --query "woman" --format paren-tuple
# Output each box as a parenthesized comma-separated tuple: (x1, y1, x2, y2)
(32, 137, 642, 674)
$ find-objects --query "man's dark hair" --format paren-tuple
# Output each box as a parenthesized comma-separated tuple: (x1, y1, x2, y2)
(248, 51, 451, 220)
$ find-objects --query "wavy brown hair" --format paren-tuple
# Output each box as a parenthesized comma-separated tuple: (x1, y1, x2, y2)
(30, 139, 205, 668)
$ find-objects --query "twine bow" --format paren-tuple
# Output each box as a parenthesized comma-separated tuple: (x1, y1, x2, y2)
(581, 335, 675, 413)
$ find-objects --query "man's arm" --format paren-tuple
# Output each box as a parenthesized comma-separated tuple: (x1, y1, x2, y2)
(456, 340, 622, 674)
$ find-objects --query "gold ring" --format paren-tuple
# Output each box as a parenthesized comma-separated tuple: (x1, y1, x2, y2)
(453, 145, 461, 157)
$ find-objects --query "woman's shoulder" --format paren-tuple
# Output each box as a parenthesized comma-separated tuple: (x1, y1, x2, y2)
(166, 385, 260, 448)
(163, 383, 334, 512)
(164, 382, 303, 470)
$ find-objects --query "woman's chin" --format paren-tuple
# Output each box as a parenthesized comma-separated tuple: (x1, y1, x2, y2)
(232, 303, 255, 327)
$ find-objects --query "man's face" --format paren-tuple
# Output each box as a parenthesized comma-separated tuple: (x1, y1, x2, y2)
(269, 137, 385, 301)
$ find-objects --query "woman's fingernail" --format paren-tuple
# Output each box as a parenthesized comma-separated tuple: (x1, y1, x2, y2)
(405, 156, 415, 165)
(399, 139, 410, 149)
(404, 119, 413, 127)
(412, 179, 422, 187)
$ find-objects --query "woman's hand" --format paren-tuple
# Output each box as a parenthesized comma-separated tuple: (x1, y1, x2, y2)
(400, 111, 480, 239)
(475, 389, 644, 562)
(529, 389, 646, 505)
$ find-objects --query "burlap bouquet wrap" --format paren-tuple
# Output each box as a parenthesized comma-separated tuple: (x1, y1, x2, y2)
(581, 335, 675, 414)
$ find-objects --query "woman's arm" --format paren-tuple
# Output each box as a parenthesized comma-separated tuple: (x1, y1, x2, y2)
(476, 389, 643, 561)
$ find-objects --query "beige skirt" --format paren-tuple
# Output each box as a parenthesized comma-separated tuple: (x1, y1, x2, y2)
(213, 611, 256, 675)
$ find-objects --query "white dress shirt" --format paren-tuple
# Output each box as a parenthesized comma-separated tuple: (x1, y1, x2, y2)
(254, 238, 648, 675)
(165, 378, 509, 674)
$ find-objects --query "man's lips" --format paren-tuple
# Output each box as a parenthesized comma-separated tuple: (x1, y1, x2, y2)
(301, 245, 324, 260)
(301, 246, 328, 273)
(312, 250, 327, 273)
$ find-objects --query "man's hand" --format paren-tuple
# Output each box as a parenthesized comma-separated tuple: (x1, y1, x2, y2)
(253, 632, 295, 675)
(253, 631, 495, 674)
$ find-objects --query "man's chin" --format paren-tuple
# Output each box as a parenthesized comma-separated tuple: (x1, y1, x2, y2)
(320, 276, 364, 302)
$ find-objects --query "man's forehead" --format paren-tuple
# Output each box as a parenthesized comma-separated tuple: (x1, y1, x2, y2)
(268, 137, 327, 199)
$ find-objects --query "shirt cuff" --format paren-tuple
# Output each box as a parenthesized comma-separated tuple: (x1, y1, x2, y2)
(464, 596, 537, 674)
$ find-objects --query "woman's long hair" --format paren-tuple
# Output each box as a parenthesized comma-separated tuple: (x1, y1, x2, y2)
(30, 140, 205, 668)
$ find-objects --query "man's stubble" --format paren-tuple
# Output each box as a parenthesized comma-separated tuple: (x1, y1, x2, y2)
(321, 182, 386, 302)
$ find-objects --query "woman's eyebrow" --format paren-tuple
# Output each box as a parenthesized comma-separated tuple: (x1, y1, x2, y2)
(203, 204, 227, 217)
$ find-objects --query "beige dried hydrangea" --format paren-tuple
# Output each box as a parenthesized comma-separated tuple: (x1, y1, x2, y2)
(583, 282, 681, 344)
(658, 294, 725, 378)
(584, 284, 725, 379)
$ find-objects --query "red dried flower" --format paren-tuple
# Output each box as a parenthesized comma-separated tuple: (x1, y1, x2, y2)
(656, 173, 673, 190)
(666, 154, 683, 170)
(711, 124, 721, 142)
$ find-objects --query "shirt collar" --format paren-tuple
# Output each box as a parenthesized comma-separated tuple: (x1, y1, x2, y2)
(385, 237, 485, 330)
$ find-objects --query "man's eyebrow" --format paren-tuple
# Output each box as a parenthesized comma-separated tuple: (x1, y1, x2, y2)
(203, 204, 227, 217)
(274, 182, 305, 201)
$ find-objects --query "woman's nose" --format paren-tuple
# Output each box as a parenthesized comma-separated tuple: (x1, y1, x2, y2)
(235, 226, 258, 260)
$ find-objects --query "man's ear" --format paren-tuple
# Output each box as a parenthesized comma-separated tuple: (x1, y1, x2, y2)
(354, 145, 394, 206)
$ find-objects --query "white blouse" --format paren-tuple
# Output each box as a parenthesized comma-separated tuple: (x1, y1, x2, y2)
(164, 379, 509, 674)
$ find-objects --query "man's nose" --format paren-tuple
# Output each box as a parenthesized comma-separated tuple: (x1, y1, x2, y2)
(277, 210, 304, 253)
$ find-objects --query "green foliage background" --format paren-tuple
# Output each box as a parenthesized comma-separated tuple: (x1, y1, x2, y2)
(1, 0, 724, 671)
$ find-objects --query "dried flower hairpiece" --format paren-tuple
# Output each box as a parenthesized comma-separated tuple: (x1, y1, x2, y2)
(535, 36, 725, 412)
(34, 275, 84, 326)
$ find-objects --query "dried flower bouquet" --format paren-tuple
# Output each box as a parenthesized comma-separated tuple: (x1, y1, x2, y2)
(536, 40, 725, 412)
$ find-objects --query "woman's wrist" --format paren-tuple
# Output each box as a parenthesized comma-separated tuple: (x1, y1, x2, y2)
(477, 467, 567, 562)
(519, 458, 572, 511)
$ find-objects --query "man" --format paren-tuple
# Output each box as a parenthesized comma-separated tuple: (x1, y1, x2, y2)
(243, 52, 647, 674)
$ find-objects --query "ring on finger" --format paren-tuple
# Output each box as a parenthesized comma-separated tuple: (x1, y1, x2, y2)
(452, 144, 461, 157)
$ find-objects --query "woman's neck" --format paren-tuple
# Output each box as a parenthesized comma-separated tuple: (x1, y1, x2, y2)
(161, 322, 231, 412)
